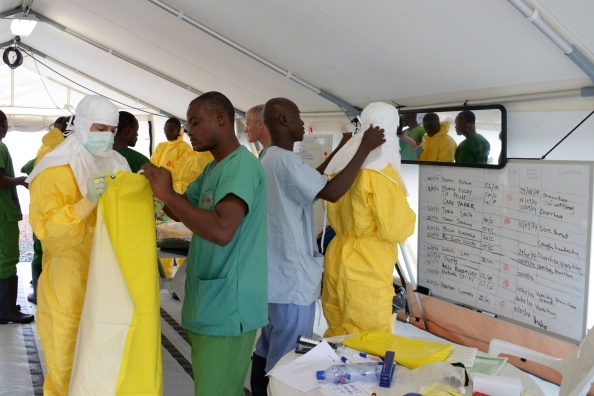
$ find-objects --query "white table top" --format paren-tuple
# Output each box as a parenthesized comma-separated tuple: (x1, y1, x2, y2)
(268, 323, 550, 396)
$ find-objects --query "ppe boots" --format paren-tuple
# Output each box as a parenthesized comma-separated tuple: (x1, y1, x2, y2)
(0, 276, 35, 324)
(27, 263, 42, 304)
(250, 353, 269, 396)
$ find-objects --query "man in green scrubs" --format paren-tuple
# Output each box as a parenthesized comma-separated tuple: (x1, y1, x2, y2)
(141, 92, 267, 395)
(455, 110, 490, 164)
(113, 111, 150, 173)
(402, 113, 426, 146)
(0, 110, 34, 324)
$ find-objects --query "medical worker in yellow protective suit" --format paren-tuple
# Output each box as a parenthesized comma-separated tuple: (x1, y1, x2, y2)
(27, 95, 131, 395)
(22, 116, 68, 305)
(152, 117, 194, 279)
(417, 113, 456, 162)
(150, 117, 193, 171)
(322, 102, 416, 337)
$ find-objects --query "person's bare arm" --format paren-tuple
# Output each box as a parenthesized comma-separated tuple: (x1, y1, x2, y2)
(162, 200, 180, 221)
(141, 163, 247, 246)
(0, 169, 26, 189)
(316, 133, 352, 174)
(316, 125, 385, 203)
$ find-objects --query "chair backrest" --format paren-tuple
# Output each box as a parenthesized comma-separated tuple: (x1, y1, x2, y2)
(488, 327, 594, 396)
(559, 327, 594, 396)
(488, 338, 563, 370)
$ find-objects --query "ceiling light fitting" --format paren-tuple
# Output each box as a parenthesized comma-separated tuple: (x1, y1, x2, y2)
(10, 13, 38, 36)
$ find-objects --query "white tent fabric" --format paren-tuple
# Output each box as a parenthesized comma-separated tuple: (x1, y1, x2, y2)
(1, 0, 593, 122)
(0, 52, 160, 131)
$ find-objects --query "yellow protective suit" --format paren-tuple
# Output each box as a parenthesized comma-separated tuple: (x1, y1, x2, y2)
(322, 165, 416, 337)
(34, 128, 65, 166)
(70, 172, 162, 395)
(158, 151, 213, 278)
(173, 151, 214, 194)
(150, 139, 192, 227)
(29, 165, 96, 395)
(150, 135, 192, 170)
(342, 332, 452, 368)
(418, 121, 456, 162)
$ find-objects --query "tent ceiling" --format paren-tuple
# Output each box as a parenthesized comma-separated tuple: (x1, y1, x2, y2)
(1, 0, 594, 121)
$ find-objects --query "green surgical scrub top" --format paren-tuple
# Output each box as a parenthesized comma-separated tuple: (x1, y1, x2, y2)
(114, 147, 150, 174)
(455, 133, 490, 164)
(0, 142, 22, 222)
(182, 146, 268, 336)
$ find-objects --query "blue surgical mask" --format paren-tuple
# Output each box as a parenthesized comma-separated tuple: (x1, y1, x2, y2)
(84, 131, 114, 157)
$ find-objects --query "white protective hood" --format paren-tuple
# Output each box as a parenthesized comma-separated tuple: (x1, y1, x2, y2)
(324, 102, 408, 194)
(26, 95, 131, 196)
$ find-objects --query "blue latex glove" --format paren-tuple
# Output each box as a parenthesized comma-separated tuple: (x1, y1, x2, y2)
(87, 171, 115, 203)
(153, 195, 164, 213)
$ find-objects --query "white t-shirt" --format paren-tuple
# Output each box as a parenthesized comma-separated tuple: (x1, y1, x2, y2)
(261, 146, 328, 305)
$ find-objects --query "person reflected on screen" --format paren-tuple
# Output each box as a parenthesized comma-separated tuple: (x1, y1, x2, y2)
(397, 122, 417, 161)
(455, 110, 490, 164)
(401, 113, 425, 146)
(418, 112, 456, 162)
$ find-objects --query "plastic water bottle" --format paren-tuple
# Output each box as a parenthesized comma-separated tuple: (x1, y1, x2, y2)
(316, 363, 382, 384)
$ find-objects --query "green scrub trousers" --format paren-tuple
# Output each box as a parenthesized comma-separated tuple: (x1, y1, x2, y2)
(0, 222, 19, 279)
(187, 329, 256, 395)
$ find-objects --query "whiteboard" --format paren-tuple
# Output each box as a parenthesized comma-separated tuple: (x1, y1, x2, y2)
(295, 134, 333, 167)
(417, 160, 592, 342)
(295, 134, 333, 235)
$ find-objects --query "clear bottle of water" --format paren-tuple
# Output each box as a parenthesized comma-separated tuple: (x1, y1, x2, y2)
(316, 363, 382, 384)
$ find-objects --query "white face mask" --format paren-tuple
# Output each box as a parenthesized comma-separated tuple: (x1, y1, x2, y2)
(84, 131, 114, 157)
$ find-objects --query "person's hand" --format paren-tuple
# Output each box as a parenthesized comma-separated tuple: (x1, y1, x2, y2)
(139, 163, 174, 202)
(87, 171, 115, 203)
(16, 176, 28, 188)
(359, 124, 385, 153)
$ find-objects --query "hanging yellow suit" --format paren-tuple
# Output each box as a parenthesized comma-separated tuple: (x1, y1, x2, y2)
(71, 172, 162, 395)
(30, 168, 162, 395)
(322, 165, 416, 337)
